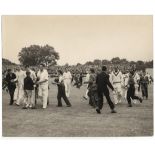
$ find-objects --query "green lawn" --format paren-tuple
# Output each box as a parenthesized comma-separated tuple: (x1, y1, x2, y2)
(2, 82, 153, 137)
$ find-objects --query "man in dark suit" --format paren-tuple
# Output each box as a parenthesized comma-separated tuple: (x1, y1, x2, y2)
(5, 69, 17, 105)
(96, 66, 117, 114)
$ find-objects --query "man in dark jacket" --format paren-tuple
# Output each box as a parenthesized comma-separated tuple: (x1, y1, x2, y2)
(5, 69, 17, 105)
(96, 66, 116, 114)
(23, 71, 35, 109)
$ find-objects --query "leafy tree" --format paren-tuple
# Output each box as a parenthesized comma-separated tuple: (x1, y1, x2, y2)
(102, 59, 110, 65)
(120, 58, 128, 64)
(2, 58, 16, 66)
(145, 60, 153, 68)
(76, 63, 82, 66)
(85, 61, 93, 66)
(111, 57, 121, 64)
(129, 61, 136, 65)
(18, 44, 59, 66)
(93, 59, 102, 66)
(136, 60, 145, 70)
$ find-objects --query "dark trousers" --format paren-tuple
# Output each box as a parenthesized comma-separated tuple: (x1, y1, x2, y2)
(8, 87, 16, 104)
(97, 89, 115, 110)
(57, 85, 71, 106)
(141, 84, 148, 99)
(127, 86, 140, 105)
(88, 90, 98, 107)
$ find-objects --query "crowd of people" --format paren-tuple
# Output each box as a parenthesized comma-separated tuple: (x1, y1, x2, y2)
(3, 63, 153, 114)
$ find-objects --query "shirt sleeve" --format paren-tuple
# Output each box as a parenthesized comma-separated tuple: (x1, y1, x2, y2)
(59, 76, 64, 83)
(44, 70, 48, 80)
(32, 71, 37, 81)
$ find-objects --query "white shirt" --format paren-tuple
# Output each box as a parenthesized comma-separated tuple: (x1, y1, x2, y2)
(37, 69, 48, 86)
(123, 73, 129, 87)
(85, 73, 90, 82)
(133, 72, 140, 84)
(16, 70, 26, 85)
(59, 75, 64, 83)
(111, 71, 123, 84)
(63, 71, 72, 80)
(29, 69, 36, 82)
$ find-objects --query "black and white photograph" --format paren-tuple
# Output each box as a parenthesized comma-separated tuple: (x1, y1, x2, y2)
(2, 15, 153, 137)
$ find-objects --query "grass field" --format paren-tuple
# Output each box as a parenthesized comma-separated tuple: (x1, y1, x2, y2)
(2, 80, 153, 137)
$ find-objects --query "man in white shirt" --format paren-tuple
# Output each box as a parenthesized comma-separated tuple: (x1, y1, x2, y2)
(37, 64, 49, 109)
(83, 70, 90, 100)
(122, 70, 129, 100)
(63, 67, 72, 98)
(14, 66, 26, 106)
(110, 67, 123, 104)
(132, 70, 140, 104)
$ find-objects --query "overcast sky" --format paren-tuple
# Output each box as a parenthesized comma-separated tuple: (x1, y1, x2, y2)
(2, 15, 153, 65)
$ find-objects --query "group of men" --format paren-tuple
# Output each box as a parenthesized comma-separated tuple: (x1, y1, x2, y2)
(83, 66, 152, 114)
(4, 63, 152, 114)
(4, 65, 74, 109)
(5, 64, 49, 109)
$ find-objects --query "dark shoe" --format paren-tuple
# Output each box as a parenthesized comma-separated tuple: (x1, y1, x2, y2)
(83, 96, 87, 100)
(96, 108, 101, 114)
(128, 104, 132, 107)
(66, 104, 72, 107)
(31, 106, 36, 109)
(139, 98, 143, 103)
(22, 107, 27, 109)
(57, 105, 62, 107)
(111, 109, 117, 113)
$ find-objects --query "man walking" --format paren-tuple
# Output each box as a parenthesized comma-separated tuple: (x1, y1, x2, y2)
(126, 71, 143, 107)
(54, 70, 72, 107)
(83, 69, 90, 100)
(63, 67, 72, 97)
(110, 67, 123, 104)
(96, 66, 117, 114)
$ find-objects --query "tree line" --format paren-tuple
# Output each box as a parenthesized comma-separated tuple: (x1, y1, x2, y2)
(2, 44, 153, 72)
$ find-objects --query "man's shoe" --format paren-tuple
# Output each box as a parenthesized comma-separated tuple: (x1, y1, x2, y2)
(111, 109, 117, 113)
(128, 104, 132, 107)
(31, 106, 36, 109)
(22, 107, 27, 109)
(139, 98, 143, 103)
(9, 102, 13, 105)
(83, 96, 87, 100)
(67, 104, 72, 107)
(96, 108, 101, 114)
(57, 105, 62, 107)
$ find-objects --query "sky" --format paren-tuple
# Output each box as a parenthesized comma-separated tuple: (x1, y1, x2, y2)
(2, 15, 153, 65)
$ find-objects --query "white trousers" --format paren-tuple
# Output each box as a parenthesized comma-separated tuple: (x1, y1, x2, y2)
(124, 88, 127, 99)
(14, 84, 25, 105)
(64, 79, 71, 97)
(84, 84, 89, 99)
(132, 84, 139, 104)
(38, 84, 48, 108)
(113, 83, 122, 104)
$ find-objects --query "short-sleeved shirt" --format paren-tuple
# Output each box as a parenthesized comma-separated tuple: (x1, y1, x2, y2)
(63, 71, 72, 80)
(37, 69, 48, 86)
